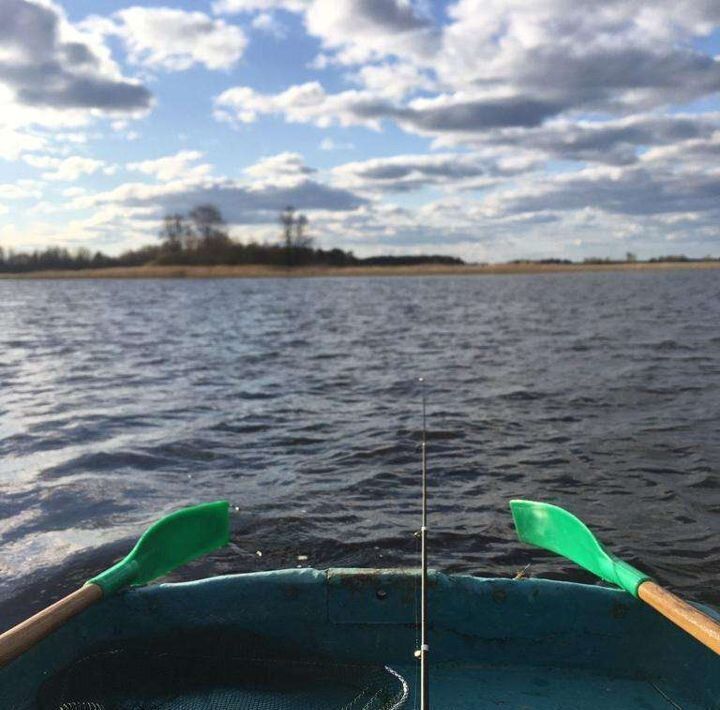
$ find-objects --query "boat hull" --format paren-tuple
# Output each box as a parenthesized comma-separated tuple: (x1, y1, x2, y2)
(2, 568, 718, 708)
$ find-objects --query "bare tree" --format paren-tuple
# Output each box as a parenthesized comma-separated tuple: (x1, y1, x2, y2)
(294, 213, 313, 249)
(189, 204, 229, 251)
(280, 206, 295, 246)
(280, 205, 296, 265)
(159, 213, 186, 253)
(182, 219, 199, 252)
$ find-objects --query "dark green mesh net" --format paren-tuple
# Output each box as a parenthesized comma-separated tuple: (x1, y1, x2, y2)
(38, 632, 409, 710)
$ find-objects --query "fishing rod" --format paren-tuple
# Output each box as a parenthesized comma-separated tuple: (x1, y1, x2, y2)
(417, 377, 430, 709)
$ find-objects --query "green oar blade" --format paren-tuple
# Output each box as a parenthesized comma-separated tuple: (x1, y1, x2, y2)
(510, 500, 649, 597)
(88, 501, 230, 595)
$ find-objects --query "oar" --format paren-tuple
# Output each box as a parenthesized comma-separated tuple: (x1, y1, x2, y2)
(510, 499, 720, 655)
(0, 500, 230, 668)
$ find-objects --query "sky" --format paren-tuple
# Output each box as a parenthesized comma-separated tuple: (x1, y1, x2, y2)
(1, 0, 720, 262)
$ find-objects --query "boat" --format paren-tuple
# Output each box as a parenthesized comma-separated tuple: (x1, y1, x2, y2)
(1, 566, 719, 708)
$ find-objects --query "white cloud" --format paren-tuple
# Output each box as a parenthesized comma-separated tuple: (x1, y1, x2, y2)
(216, 0, 720, 116)
(50, 131, 89, 145)
(320, 137, 354, 151)
(213, 0, 720, 148)
(332, 151, 539, 192)
(23, 154, 106, 181)
(640, 129, 720, 167)
(244, 152, 316, 179)
(215, 82, 393, 129)
(455, 113, 720, 165)
(215, 81, 569, 133)
(83, 7, 247, 72)
(126, 150, 212, 182)
(0, 0, 151, 116)
(251, 12, 287, 38)
(481, 156, 720, 229)
(214, 0, 438, 65)
(305, 0, 439, 65)
(0, 180, 43, 200)
(62, 186, 87, 197)
(0, 126, 45, 160)
(72, 172, 367, 227)
(350, 62, 435, 100)
(212, 0, 308, 13)
(436, 0, 720, 114)
(0, 202, 158, 251)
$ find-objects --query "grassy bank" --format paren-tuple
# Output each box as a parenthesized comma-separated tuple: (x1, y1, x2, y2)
(1, 260, 719, 280)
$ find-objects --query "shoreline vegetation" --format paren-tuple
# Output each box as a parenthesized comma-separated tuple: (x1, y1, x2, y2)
(2, 260, 720, 280)
(2, 203, 719, 279)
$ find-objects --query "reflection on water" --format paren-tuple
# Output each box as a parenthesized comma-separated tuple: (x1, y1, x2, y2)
(0, 270, 719, 627)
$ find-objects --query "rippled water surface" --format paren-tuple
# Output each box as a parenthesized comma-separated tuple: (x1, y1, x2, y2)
(1, 270, 719, 627)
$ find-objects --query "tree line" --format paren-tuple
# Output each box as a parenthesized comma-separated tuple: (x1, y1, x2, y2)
(2, 202, 718, 274)
(152, 203, 359, 267)
(0, 203, 464, 273)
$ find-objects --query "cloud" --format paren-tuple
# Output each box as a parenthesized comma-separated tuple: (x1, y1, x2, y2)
(23, 154, 106, 180)
(216, 81, 720, 171)
(251, 12, 287, 38)
(476, 114, 720, 165)
(350, 62, 435, 100)
(640, 129, 720, 167)
(437, 0, 720, 115)
(0, 180, 43, 200)
(0, 127, 46, 160)
(0, 0, 151, 114)
(214, 0, 437, 65)
(75, 174, 367, 225)
(212, 0, 308, 13)
(512, 45, 720, 114)
(216, 0, 720, 118)
(215, 82, 565, 131)
(492, 164, 720, 220)
(213, 0, 720, 151)
(309, 199, 517, 260)
(126, 150, 212, 181)
(325, 130, 720, 257)
(305, 0, 439, 64)
(62, 186, 86, 198)
(332, 152, 538, 192)
(348, 132, 720, 256)
(243, 152, 316, 179)
(83, 7, 247, 72)
(395, 93, 565, 132)
(214, 82, 393, 129)
(0, 202, 159, 250)
(320, 137, 355, 151)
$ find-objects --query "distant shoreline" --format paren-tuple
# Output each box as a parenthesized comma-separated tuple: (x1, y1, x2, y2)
(1, 261, 719, 280)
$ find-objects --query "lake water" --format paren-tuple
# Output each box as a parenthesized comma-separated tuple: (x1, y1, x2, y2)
(1, 270, 719, 628)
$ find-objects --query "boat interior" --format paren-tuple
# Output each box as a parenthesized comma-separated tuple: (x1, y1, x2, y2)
(4, 568, 719, 709)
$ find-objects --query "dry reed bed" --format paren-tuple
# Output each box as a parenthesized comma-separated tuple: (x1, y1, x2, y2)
(1, 261, 719, 280)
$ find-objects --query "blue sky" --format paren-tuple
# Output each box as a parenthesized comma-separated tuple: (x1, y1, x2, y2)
(1, 0, 720, 261)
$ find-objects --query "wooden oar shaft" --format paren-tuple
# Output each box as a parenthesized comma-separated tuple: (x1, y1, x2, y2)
(0, 583, 103, 668)
(638, 581, 720, 655)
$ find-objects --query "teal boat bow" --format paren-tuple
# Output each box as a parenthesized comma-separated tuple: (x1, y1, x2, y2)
(2, 569, 718, 709)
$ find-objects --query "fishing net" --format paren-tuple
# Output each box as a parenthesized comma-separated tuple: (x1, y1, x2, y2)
(37, 633, 409, 710)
